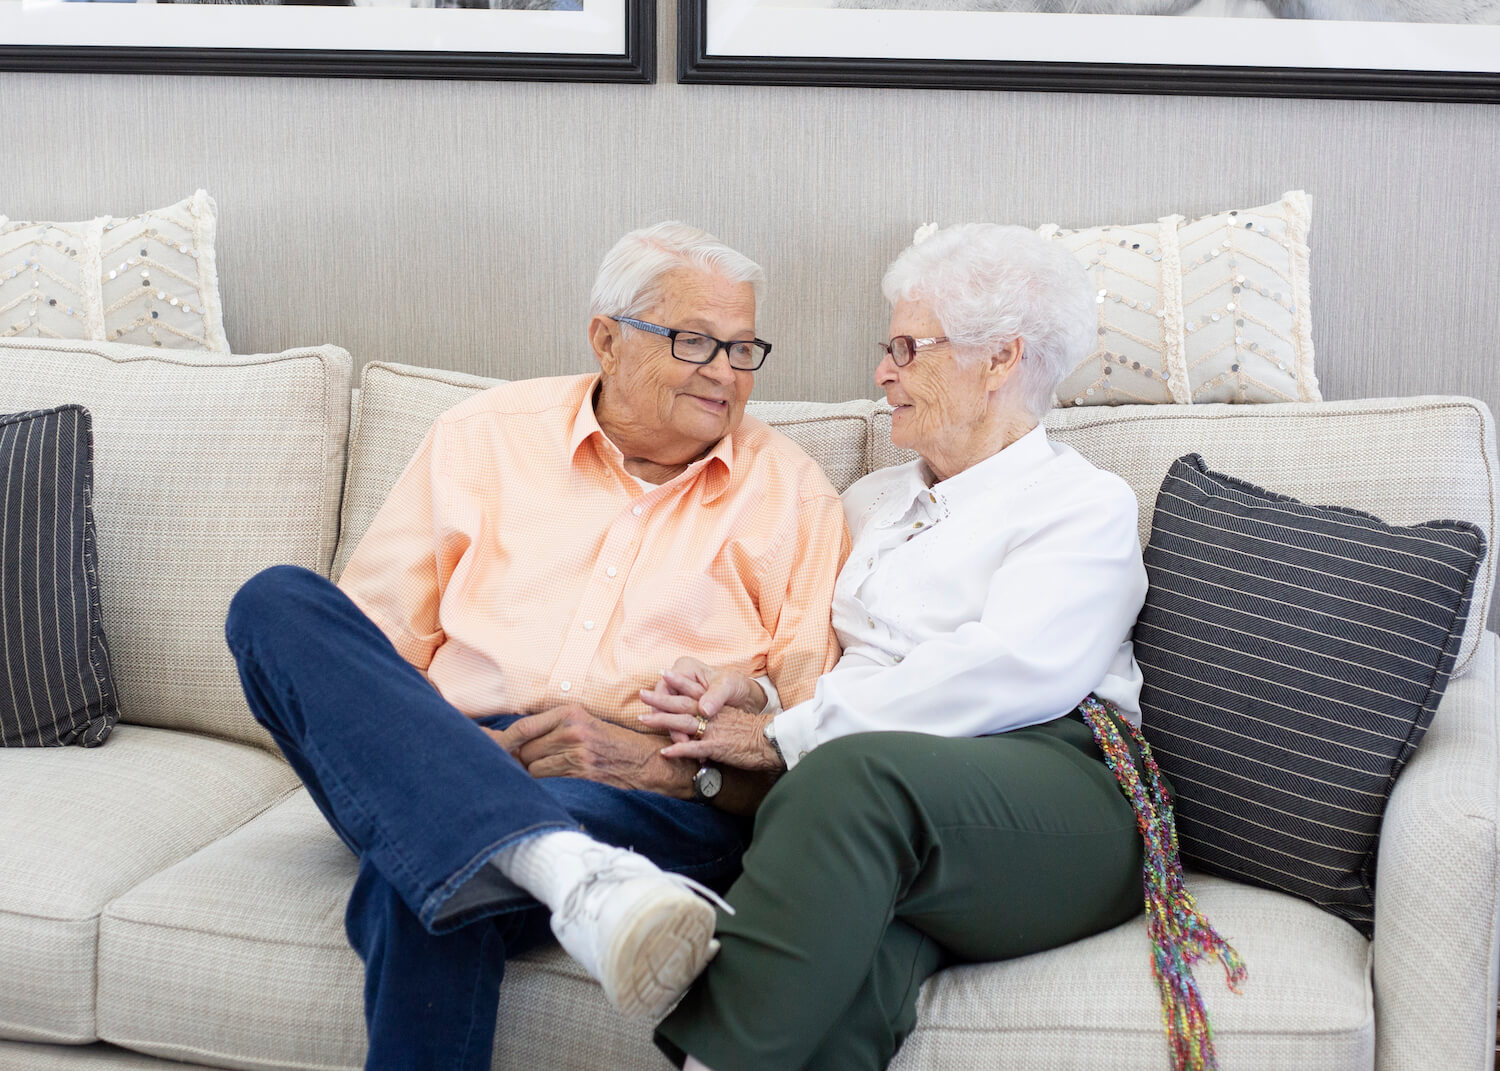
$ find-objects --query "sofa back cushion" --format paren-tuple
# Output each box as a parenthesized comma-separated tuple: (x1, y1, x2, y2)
(1041, 397, 1497, 677)
(0, 339, 351, 747)
(873, 396, 1497, 674)
(332, 363, 876, 579)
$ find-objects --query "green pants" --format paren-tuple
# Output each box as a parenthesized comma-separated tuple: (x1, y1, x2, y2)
(655, 713, 1145, 1071)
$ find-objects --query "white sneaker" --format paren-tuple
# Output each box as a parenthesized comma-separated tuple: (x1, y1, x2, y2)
(549, 845, 731, 1020)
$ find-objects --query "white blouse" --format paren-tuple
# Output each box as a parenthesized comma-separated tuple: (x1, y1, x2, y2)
(772, 425, 1148, 771)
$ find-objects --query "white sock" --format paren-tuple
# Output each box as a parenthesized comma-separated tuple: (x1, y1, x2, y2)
(684, 1058, 716, 1071)
(491, 829, 612, 912)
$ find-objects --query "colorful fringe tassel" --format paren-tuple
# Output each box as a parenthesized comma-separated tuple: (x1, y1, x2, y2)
(1077, 695, 1247, 1071)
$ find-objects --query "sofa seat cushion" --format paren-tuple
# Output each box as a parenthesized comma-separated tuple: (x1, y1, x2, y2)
(96, 790, 1371, 1071)
(0, 339, 352, 747)
(894, 874, 1371, 1070)
(0, 724, 299, 1044)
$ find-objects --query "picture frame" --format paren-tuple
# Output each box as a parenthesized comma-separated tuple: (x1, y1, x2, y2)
(679, 0, 1500, 103)
(0, 0, 654, 83)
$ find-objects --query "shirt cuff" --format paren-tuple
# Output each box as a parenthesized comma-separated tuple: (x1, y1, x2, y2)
(770, 701, 820, 772)
(752, 675, 782, 717)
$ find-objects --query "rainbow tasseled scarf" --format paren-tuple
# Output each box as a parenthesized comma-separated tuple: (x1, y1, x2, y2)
(1077, 695, 1248, 1071)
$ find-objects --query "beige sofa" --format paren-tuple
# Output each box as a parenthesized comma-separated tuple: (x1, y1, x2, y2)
(2, 336, 1497, 1071)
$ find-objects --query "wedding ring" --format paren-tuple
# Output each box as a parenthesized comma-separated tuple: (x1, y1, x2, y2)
(694, 716, 708, 740)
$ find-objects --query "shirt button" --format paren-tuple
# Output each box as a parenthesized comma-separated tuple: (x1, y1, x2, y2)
(560, 681, 572, 692)
(583, 620, 595, 631)
(632, 505, 643, 516)
(606, 566, 617, 578)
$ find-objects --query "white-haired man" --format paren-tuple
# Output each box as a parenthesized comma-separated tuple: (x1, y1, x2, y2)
(225, 222, 847, 1069)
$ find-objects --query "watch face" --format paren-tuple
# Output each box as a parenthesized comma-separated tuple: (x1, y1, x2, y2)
(696, 764, 723, 799)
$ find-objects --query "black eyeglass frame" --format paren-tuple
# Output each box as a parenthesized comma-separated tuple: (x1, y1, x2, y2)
(878, 334, 950, 368)
(612, 316, 773, 371)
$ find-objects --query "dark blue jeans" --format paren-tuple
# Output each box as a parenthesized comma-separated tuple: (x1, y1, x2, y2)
(224, 565, 750, 1071)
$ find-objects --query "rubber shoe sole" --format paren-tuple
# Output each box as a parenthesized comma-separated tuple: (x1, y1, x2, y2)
(600, 887, 718, 1019)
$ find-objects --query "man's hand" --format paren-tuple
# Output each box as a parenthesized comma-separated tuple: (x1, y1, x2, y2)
(485, 704, 694, 797)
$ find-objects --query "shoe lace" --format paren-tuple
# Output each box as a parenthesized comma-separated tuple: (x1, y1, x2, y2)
(557, 850, 735, 926)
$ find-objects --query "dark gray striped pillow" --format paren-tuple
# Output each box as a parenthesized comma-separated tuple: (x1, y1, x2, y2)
(1135, 453, 1485, 936)
(1, 405, 118, 747)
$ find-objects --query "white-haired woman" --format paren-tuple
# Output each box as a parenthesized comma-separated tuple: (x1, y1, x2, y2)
(641, 223, 1242, 1071)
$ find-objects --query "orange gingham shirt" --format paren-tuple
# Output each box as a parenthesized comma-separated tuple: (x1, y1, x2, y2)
(338, 373, 849, 726)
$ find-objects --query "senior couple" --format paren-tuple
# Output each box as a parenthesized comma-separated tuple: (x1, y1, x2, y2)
(227, 220, 1238, 1071)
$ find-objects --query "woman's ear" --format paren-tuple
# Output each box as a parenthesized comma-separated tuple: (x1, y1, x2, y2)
(986, 338, 1024, 391)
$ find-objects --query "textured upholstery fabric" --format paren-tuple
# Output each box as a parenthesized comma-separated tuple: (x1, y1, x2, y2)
(93, 785, 1375, 1071)
(1041, 191, 1317, 407)
(1041, 396, 1498, 678)
(0, 405, 118, 747)
(1372, 631, 1500, 1071)
(0, 338, 351, 747)
(331, 363, 875, 579)
(0, 192, 227, 352)
(0, 1041, 189, 1069)
(0, 724, 299, 1044)
(1136, 454, 1485, 933)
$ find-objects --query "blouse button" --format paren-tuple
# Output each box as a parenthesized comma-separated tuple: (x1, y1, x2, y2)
(913, 521, 924, 529)
(894, 655, 903, 663)
(867, 616, 875, 628)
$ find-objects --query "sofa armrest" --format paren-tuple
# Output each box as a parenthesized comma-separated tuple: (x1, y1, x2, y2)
(1373, 630, 1500, 1071)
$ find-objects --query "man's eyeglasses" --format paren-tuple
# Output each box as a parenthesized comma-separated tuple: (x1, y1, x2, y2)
(877, 335, 949, 368)
(613, 317, 772, 372)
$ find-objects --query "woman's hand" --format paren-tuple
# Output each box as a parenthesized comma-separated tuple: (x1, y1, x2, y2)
(639, 658, 781, 771)
(640, 657, 766, 726)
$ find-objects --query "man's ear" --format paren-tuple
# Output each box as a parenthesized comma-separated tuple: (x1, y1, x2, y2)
(590, 315, 621, 376)
(986, 337, 1024, 391)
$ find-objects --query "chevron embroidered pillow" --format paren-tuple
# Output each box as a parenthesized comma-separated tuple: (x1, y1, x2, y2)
(1040, 191, 1317, 407)
(0, 191, 228, 351)
(1134, 453, 1485, 935)
(1, 405, 120, 747)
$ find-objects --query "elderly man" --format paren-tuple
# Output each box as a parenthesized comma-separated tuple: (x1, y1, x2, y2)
(223, 222, 847, 1070)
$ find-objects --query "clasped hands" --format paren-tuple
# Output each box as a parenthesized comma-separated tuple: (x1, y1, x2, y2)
(637, 657, 783, 773)
(482, 657, 781, 795)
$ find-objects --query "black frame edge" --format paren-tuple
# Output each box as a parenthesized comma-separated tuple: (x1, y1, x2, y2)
(678, 0, 1499, 104)
(0, 0, 655, 84)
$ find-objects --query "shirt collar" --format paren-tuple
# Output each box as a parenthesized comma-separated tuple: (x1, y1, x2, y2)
(568, 376, 736, 502)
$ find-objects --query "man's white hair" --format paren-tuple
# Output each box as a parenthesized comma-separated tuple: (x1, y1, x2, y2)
(589, 221, 764, 323)
(881, 223, 1094, 420)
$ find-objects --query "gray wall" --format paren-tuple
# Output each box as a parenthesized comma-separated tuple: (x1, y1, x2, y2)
(6, 6, 1499, 411)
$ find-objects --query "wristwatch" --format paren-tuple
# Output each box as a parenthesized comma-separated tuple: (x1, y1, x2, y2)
(692, 762, 723, 801)
(763, 718, 787, 769)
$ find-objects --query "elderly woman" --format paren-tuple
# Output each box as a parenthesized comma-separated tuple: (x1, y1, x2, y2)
(639, 223, 1241, 1071)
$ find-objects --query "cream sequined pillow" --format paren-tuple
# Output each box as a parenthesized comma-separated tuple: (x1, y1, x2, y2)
(1039, 191, 1317, 406)
(0, 191, 228, 351)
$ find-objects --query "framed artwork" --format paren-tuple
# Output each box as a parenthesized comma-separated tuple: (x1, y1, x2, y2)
(679, 0, 1500, 103)
(0, 0, 654, 82)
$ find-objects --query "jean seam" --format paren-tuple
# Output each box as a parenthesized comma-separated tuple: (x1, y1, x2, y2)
(419, 820, 579, 929)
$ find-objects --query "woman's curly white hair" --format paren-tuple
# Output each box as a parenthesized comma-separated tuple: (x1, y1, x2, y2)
(882, 223, 1094, 420)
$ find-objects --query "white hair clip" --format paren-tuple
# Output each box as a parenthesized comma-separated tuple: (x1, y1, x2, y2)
(913, 222, 939, 245)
